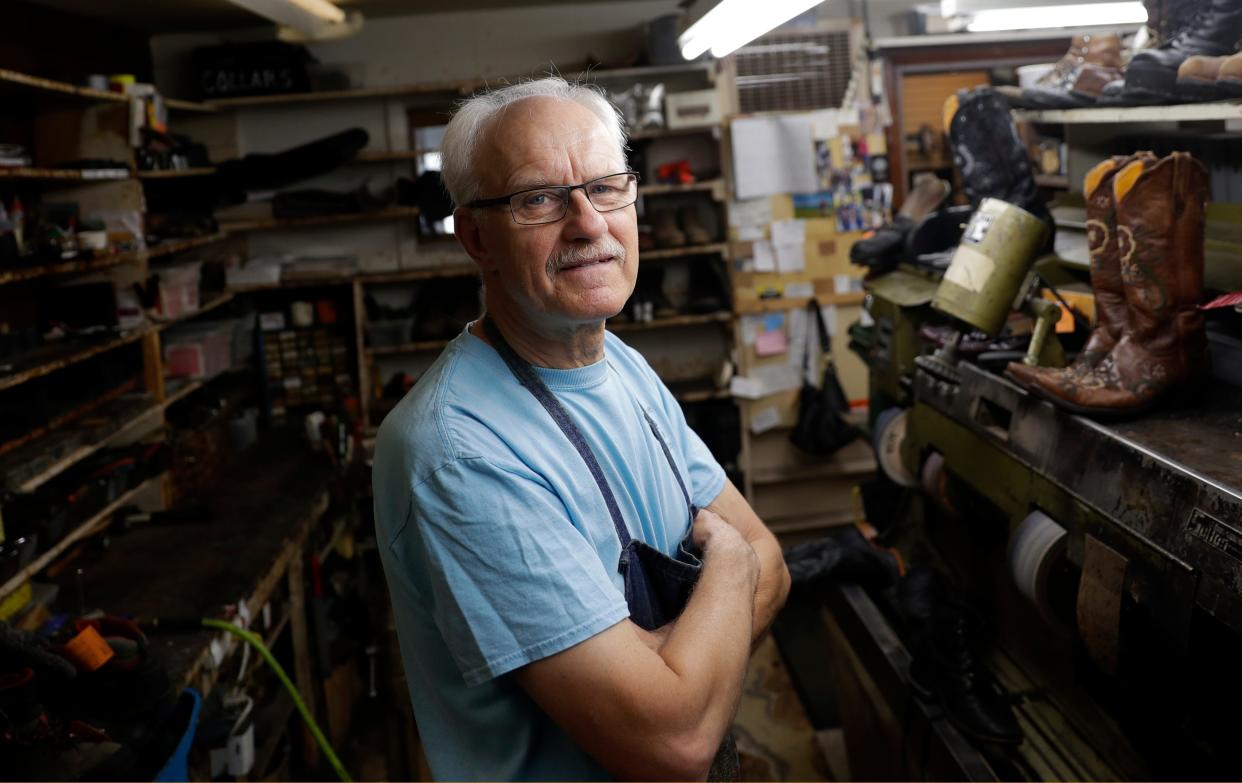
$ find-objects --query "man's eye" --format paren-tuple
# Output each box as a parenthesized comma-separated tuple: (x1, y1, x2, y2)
(522, 190, 561, 208)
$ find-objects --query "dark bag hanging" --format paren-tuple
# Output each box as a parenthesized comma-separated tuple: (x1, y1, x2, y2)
(790, 299, 861, 457)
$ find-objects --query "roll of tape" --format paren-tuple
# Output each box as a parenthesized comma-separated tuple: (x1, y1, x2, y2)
(1009, 509, 1068, 623)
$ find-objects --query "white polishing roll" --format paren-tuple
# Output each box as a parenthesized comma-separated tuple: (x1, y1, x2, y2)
(1009, 509, 1068, 623)
(874, 407, 920, 488)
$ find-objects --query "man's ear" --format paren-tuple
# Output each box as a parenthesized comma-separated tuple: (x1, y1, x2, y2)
(454, 207, 497, 273)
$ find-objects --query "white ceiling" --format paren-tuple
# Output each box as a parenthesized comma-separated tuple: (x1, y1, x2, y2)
(25, 0, 666, 34)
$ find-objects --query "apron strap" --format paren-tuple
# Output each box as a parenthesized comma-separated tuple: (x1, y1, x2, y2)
(639, 408, 696, 522)
(482, 317, 633, 547)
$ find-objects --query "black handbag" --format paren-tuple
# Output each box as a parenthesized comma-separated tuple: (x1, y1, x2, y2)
(789, 299, 861, 457)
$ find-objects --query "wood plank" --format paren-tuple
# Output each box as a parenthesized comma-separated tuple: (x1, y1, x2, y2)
(606, 311, 732, 333)
(142, 331, 165, 402)
(0, 474, 165, 600)
(0, 253, 138, 286)
(13, 403, 163, 494)
(734, 291, 865, 315)
(147, 232, 229, 259)
(164, 97, 217, 113)
(205, 78, 488, 108)
(135, 167, 216, 179)
(0, 328, 150, 393)
(629, 124, 721, 141)
(358, 264, 476, 284)
(152, 291, 235, 330)
(219, 206, 420, 233)
(0, 68, 128, 103)
(639, 179, 725, 197)
(642, 242, 729, 260)
(368, 339, 451, 356)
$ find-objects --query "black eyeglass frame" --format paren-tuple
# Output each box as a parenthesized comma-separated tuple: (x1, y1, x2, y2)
(464, 171, 641, 224)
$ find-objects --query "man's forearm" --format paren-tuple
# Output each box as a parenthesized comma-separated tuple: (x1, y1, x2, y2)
(657, 542, 757, 758)
(706, 482, 791, 641)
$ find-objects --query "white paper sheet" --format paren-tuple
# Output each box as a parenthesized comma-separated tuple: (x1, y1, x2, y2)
(740, 315, 764, 346)
(729, 364, 802, 400)
(752, 240, 776, 272)
(731, 116, 818, 200)
(729, 198, 773, 227)
(810, 109, 839, 141)
(775, 242, 805, 273)
(737, 225, 766, 241)
(749, 406, 782, 435)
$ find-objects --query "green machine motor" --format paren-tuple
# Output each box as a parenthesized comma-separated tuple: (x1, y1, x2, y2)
(931, 198, 1064, 368)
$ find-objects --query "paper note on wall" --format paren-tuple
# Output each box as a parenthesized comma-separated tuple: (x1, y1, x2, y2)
(731, 116, 818, 199)
(771, 219, 806, 273)
(737, 225, 765, 241)
(753, 240, 776, 272)
(729, 364, 801, 399)
(741, 315, 764, 345)
(810, 109, 839, 140)
(729, 198, 774, 227)
(755, 329, 789, 357)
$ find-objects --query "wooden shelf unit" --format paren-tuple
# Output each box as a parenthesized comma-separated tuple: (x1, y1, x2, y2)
(642, 243, 730, 260)
(0, 68, 128, 104)
(136, 167, 217, 179)
(0, 328, 151, 393)
(607, 311, 732, 333)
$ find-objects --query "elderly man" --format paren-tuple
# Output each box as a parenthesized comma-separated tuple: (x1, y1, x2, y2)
(373, 77, 790, 781)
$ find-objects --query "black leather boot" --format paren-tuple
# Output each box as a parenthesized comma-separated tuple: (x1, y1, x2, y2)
(946, 87, 1053, 247)
(899, 568, 1023, 747)
(850, 174, 950, 275)
(1123, 0, 1242, 102)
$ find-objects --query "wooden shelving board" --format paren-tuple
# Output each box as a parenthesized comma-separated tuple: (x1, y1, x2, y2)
(607, 311, 732, 333)
(673, 386, 731, 403)
(219, 206, 419, 233)
(165, 97, 217, 113)
(204, 78, 487, 108)
(639, 179, 725, 197)
(153, 292, 235, 330)
(353, 150, 421, 163)
(0, 68, 128, 104)
(642, 242, 729, 260)
(13, 403, 164, 494)
(751, 457, 877, 487)
(0, 167, 127, 181)
(0, 253, 134, 285)
(0, 473, 166, 600)
(0, 328, 151, 393)
(136, 167, 217, 179)
(358, 264, 476, 283)
(629, 124, 721, 141)
(735, 291, 866, 315)
(1035, 174, 1071, 189)
(147, 233, 229, 260)
(367, 338, 451, 356)
(1016, 100, 1242, 125)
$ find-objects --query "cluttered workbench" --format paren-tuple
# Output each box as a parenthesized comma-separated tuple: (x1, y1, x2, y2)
(41, 429, 338, 779)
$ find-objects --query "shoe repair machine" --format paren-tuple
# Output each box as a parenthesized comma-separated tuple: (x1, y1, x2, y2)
(847, 197, 1242, 778)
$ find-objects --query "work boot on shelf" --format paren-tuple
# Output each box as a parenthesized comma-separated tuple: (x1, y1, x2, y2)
(1175, 53, 1233, 100)
(850, 173, 950, 275)
(1017, 152, 1209, 416)
(678, 203, 712, 246)
(1122, 0, 1242, 103)
(945, 88, 1052, 239)
(651, 208, 686, 248)
(1007, 152, 1156, 391)
(1214, 50, 1242, 95)
(1011, 33, 1124, 109)
(0, 667, 136, 781)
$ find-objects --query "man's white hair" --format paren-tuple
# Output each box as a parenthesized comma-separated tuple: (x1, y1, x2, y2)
(439, 76, 628, 208)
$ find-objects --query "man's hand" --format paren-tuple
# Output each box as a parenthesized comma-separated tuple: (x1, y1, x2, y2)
(693, 507, 760, 589)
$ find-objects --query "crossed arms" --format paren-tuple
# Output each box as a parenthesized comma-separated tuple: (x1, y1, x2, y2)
(514, 479, 791, 780)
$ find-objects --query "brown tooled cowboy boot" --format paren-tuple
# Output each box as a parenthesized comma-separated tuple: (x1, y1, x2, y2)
(1019, 152, 1209, 416)
(1007, 152, 1157, 391)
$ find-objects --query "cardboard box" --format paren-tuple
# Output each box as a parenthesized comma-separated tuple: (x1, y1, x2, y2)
(665, 89, 722, 130)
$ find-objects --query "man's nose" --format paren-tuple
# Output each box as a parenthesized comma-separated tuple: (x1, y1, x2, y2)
(561, 188, 608, 240)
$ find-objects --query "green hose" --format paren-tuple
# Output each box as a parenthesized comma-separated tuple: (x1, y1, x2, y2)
(202, 618, 352, 783)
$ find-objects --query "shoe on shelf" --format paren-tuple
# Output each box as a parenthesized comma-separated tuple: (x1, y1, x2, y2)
(849, 173, 949, 274)
(651, 209, 686, 248)
(1007, 152, 1157, 393)
(678, 204, 712, 246)
(1122, 0, 1242, 102)
(1214, 50, 1242, 95)
(1174, 53, 1233, 100)
(1012, 33, 1124, 109)
(1010, 152, 1209, 416)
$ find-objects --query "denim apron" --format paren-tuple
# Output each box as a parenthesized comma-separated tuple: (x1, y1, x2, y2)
(483, 318, 739, 780)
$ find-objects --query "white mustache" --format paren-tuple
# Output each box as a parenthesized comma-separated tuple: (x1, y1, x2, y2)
(547, 238, 627, 274)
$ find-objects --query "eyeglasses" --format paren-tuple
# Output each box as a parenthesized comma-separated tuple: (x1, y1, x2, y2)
(465, 171, 639, 225)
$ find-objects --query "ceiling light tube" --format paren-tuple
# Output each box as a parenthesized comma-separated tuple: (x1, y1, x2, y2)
(963, 1, 1146, 31)
(679, 0, 827, 60)
(224, 0, 346, 34)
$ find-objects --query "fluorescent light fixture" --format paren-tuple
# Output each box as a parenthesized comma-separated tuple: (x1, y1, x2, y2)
(679, 0, 826, 60)
(961, 1, 1146, 31)
(224, 0, 362, 40)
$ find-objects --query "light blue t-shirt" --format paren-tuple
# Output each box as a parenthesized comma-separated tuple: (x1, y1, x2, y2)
(373, 322, 726, 781)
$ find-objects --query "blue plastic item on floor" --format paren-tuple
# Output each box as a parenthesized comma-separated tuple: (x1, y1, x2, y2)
(154, 688, 202, 782)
